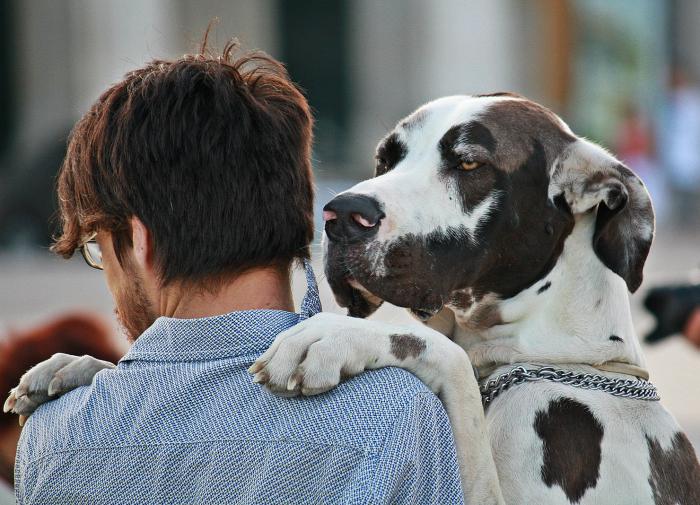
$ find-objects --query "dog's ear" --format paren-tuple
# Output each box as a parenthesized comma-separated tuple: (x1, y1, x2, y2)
(550, 139, 654, 292)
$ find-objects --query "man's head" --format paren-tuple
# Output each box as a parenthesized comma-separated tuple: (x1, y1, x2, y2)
(54, 42, 314, 340)
(323, 94, 654, 320)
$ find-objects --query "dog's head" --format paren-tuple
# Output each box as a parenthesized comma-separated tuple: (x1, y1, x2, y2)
(324, 94, 654, 321)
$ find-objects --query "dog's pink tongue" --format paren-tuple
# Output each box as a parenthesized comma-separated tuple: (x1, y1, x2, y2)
(351, 213, 376, 228)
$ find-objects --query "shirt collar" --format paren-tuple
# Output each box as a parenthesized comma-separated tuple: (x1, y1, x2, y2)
(121, 259, 322, 363)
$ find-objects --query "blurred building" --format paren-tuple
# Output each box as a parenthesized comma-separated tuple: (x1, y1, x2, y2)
(0, 0, 698, 248)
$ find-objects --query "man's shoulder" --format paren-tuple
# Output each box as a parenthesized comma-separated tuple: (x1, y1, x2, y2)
(16, 386, 90, 464)
(330, 366, 439, 419)
(16, 363, 445, 461)
(342, 365, 432, 392)
(275, 367, 444, 453)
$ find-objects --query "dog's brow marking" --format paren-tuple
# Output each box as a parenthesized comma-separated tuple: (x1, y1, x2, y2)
(609, 335, 623, 342)
(536, 281, 551, 294)
(646, 432, 700, 504)
(535, 398, 603, 503)
(459, 121, 496, 153)
(389, 333, 426, 360)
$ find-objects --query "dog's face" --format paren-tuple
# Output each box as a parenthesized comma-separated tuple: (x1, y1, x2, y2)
(324, 94, 654, 321)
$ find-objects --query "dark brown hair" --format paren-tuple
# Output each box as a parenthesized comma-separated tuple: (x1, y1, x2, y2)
(53, 41, 314, 285)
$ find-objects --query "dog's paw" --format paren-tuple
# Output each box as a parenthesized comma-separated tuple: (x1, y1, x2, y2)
(3, 353, 115, 423)
(248, 313, 371, 397)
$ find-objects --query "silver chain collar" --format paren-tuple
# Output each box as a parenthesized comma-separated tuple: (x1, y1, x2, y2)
(479, 365, 660, 407)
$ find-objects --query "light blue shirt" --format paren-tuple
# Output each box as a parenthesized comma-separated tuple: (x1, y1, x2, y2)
(15, 264, 464, 504)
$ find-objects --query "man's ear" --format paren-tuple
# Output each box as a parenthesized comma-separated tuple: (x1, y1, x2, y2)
(129, 216, 153, 272)
(550, 139, 654, 292)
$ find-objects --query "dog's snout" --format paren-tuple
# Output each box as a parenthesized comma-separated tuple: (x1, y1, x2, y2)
(323, 194, 385, 242)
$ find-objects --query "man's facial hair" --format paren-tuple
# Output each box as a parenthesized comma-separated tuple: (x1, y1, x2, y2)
(114, 268, 157, 342)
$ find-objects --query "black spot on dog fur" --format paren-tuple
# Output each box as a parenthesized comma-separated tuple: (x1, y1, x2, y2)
(390, 333, 426, 360)
(535, 398, 603, 504)
(609, 335, 623, 342)
(646, 432, 700, 505)
(375, 132, 407, 176)
(464, 120, 497, 153)
(537, 281, 552, 294)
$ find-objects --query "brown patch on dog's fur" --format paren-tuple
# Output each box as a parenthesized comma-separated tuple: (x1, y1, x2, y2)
(646, 432, 700, 505)
(475, 91, 526, 99)
(478, 99, 574, 173)
(535, 398, 603, 504)
(469, 301, 502, 329)
(390, 333, 426, 360)
(450, 288, 475, 310)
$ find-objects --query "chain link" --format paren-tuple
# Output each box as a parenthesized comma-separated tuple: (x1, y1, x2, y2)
(480, 365, 660, 407)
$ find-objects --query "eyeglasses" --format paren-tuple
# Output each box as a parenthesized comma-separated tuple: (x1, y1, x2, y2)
(80, 232, 103, 270)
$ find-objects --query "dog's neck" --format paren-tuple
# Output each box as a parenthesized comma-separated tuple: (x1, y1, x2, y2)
(448, 213, 645, 370)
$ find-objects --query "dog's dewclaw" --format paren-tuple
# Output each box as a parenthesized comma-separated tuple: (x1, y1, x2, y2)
(287, 370, 304, 391)
(47, 378, 62, 397)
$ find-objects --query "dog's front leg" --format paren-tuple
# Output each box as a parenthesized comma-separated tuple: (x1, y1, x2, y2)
(3, 353, 115, 423)
(250, 312, 504, 505)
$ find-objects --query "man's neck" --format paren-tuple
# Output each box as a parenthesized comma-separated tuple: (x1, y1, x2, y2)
(159, 267, 295, 319)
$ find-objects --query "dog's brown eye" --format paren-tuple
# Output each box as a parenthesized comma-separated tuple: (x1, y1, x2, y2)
(460, 160, 482, 171)
(375, 157, 388, 173)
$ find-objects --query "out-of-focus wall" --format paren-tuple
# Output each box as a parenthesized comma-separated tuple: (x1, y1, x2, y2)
(12, 0, 278, 157)
(675, 0, 700, 80)
(348, 0, 530, 172)
(8, 0, 540, 180)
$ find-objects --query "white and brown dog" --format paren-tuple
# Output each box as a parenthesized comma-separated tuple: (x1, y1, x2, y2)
(6, 94, 700, 504)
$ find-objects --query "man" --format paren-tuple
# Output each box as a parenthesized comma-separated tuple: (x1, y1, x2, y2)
(8, 43, 464, 503)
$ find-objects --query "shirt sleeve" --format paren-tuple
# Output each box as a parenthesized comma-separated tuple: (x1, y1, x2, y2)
(14, 422, 30, 505)
(368, 391, 466, 504)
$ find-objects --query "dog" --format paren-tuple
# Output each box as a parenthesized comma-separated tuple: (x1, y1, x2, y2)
(249, 93, 700, 504)
(6, 94, 700, 504)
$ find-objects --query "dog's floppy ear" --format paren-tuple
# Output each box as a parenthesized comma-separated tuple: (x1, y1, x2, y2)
(550, 139, 654, 292)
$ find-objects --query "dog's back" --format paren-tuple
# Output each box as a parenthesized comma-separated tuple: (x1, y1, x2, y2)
(488, 379, 700, 504)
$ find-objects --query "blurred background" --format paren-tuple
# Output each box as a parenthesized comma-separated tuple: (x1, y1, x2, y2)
(0, 0, 699, 490)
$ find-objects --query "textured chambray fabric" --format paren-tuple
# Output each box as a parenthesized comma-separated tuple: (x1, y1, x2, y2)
(15, 262, 464, 504)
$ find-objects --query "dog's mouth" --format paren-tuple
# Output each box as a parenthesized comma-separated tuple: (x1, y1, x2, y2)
(325, 268, 383, 318)
(341, 274, 442, 321)
(325, 241, 445, 320)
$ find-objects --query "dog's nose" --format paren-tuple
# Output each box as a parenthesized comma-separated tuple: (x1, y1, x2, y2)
(323, 194, 385, 242)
